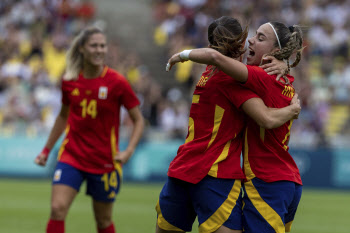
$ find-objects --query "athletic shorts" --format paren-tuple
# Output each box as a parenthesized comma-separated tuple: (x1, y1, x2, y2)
(242, 178, 302, 233)
(52, 162, 122, 202)
(156, 175, 243, 233)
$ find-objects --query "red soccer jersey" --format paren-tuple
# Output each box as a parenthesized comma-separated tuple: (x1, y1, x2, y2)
(168, 66, 258, 184)
(58, 66, 140, 174)
(242, 65, 302, 185)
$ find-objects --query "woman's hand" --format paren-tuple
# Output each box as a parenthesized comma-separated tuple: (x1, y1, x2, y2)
(34, 147, 50, 166)
(114, 148, 134, 164)
(290, 93, 301, 119)
(260, 55, 289, 82)
(166, 52, 186, 71)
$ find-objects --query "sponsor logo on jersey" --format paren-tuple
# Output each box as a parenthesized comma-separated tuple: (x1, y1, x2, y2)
(71, 88, 80, 96)
(196, 76, 209, 87)
(53, 169, 62, 181)
(98, 86, 108, 99)
(282, 85, 294, 98)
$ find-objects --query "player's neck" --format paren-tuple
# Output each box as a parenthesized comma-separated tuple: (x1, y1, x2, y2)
(82, 64, 104, 79)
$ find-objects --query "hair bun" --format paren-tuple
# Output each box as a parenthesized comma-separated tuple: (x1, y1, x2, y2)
(288, 26, 294, 32)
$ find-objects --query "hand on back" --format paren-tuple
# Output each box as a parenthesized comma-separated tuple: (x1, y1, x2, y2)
(290, 93, 301, 119)
(260, 55, 289, 83)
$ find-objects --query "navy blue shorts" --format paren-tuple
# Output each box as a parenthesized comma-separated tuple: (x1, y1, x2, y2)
(242, 178, 302, 233)
(156, 176, 243, 232)
(52, 162, 122, 202)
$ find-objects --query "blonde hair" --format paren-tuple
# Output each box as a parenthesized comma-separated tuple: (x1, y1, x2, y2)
(64, 26, 104, 81)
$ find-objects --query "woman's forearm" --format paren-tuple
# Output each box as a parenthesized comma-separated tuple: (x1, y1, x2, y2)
(242, 98, 299, 129)
(125, 106, 145, 153)
(44, 105, 69, 149)
(188, 48, 249, 82)
(263, 105, 298, 129)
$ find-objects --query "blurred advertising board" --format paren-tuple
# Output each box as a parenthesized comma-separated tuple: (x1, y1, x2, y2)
(0, 137, 349, 189)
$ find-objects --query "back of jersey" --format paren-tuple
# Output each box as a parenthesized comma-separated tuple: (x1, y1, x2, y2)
(168, 66, 257, 184)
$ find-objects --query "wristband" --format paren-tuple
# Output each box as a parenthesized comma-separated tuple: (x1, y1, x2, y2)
(179, 50, 192, 61)
(41, 147, 51, 159)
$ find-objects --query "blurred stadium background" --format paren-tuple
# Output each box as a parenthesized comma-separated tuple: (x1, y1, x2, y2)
(0, 0, 349, 232)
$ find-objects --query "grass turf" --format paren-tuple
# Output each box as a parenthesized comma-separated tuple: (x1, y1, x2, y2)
(0, 178, 349, 233)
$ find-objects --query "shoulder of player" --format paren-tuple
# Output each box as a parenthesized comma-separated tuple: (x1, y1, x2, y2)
(61, 77, 78, 89)
(104, 68, 129, 84)
(246, 65, 280, 83)
(211, 70, 240, 85)
(246, 65, 270, 76)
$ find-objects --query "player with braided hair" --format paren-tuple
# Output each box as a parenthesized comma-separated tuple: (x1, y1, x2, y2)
(262, 22, 304, 82)
(167, 21, 304, 233)
(158, 17, 301, 233)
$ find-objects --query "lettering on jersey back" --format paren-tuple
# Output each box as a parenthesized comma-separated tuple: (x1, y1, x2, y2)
(196, 76, 209, 87)
(281, 85, 294, 98)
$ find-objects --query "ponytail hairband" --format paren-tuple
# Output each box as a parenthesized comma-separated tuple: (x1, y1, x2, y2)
(267, 23, 281, 50)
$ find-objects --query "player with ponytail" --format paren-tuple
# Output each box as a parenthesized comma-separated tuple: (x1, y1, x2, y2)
(167, 21, 304, 233)
(157, 18, 300, 233)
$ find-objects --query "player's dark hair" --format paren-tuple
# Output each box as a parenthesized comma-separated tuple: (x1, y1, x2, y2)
(208, 16, 248, 59)
(268, 22, 304, 71)
(64, 26, 104, 80)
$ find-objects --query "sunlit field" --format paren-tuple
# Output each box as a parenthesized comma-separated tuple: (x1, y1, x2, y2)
(0, 179, 349, 233)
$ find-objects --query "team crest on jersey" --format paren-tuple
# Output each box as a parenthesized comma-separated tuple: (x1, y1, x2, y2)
(53, 169, 62, 181)
(98, 86, 108, 99)
(71, 88, 80, 96)
(282, 85, 294, 98)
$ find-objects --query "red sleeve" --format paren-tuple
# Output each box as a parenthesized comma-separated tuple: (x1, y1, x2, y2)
(120, 77, 140, 110)
(61, 80, 70, 105)
(243, 65, 274, 97)
(220, 76, 259, 108)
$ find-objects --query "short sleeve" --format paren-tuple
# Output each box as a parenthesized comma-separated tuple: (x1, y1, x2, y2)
(61, 80, 70, 105)
(120, 78, 140, 110)
(243, 65, 274, 97)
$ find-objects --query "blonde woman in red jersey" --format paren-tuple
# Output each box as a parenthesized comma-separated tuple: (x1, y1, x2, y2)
(34, 27, 144, 233)
(168, 22, 303, 233)
(157, 17, 300, 233)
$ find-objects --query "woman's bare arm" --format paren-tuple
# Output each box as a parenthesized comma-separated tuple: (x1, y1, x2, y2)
(167, 48, 248, 82)
(114, 106, 144, 164)
(34, 104, 69, 166)
(242, 94, 300, 129)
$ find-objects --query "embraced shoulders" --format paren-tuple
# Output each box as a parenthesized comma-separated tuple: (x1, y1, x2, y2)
(245, 65, 278, 85)
(212, 69, 238, 84)
(246, 65, 270, 77)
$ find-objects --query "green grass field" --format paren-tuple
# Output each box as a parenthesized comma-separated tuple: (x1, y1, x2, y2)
(0, 178, 349, 233)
